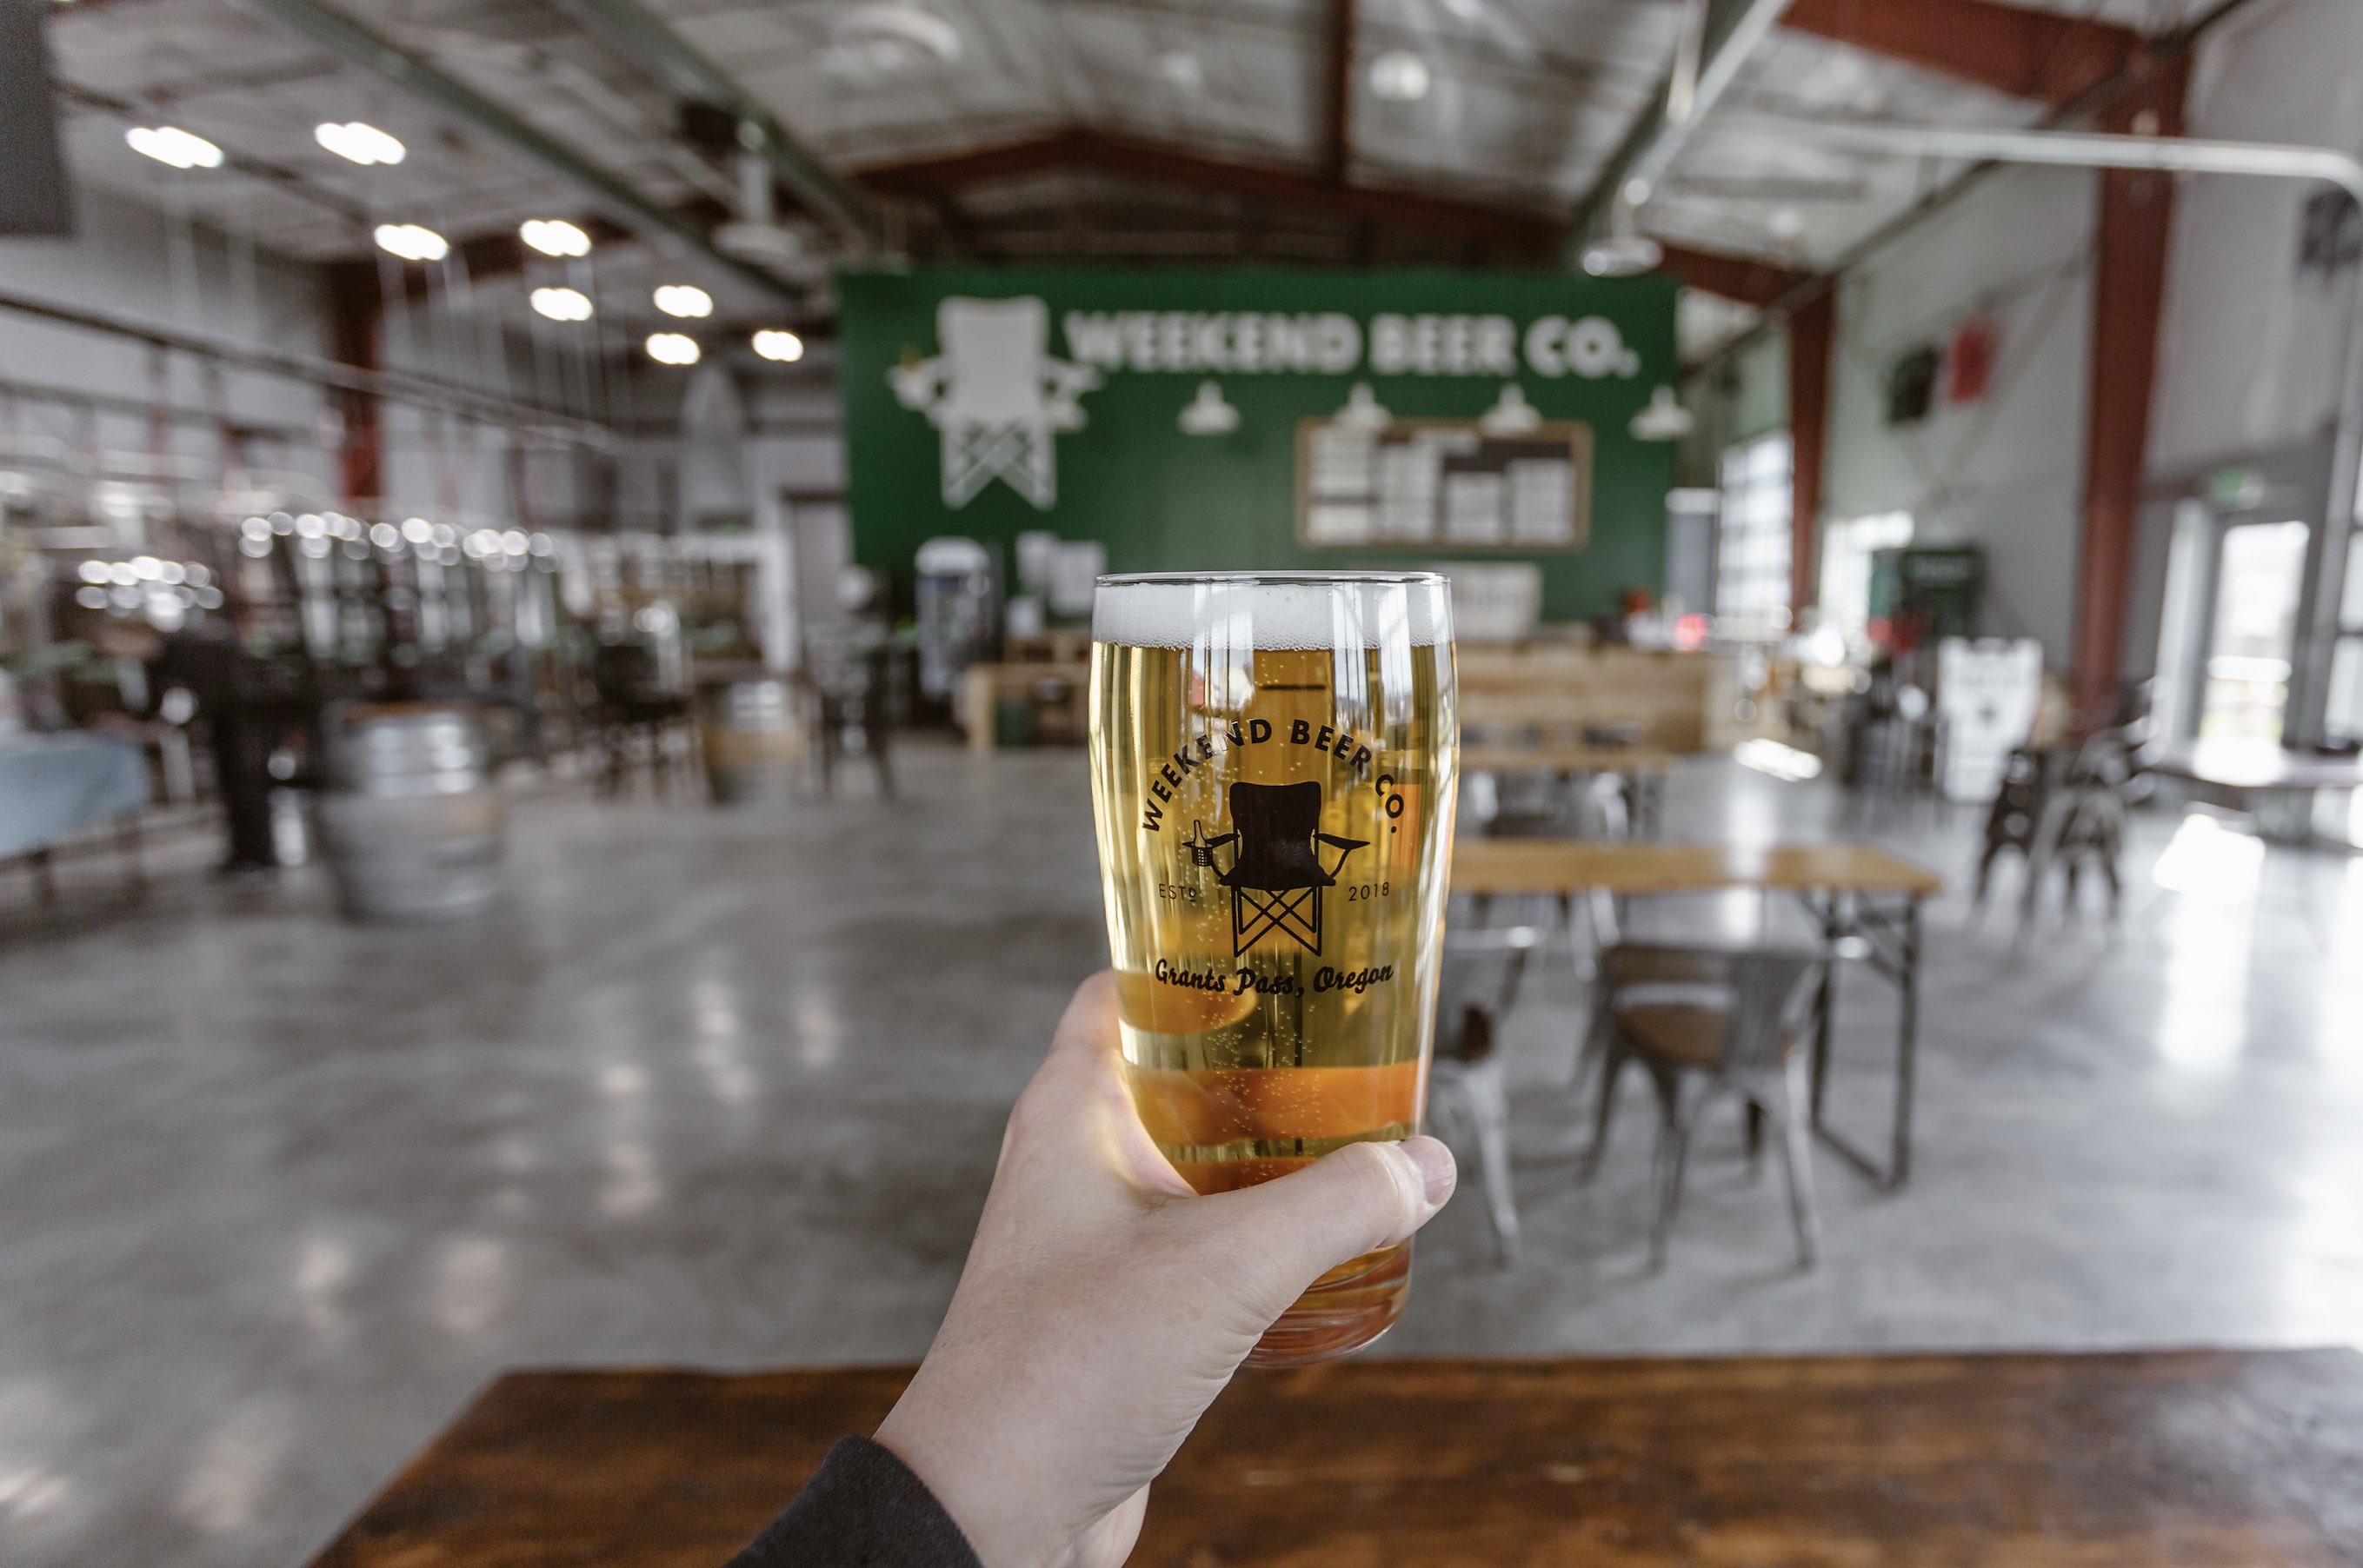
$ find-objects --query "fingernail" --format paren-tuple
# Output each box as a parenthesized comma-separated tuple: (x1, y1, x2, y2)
(1401, 1136, 1456, 1207)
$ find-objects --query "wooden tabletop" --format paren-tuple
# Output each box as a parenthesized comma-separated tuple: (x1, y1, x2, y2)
(304, 1351, 2363, 1566)
(1459, 741, 1681, 775)
(1453, 837, 1945, 897)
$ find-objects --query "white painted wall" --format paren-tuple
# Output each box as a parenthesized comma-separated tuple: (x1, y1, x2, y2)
(0, 184, 332, 508)
(1823, 164, 2096, 662)
(2150, 0, 2363, 477)
(0, 184, 616, 531)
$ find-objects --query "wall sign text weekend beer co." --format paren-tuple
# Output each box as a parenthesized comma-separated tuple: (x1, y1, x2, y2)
(1057, 310, 1641, 380)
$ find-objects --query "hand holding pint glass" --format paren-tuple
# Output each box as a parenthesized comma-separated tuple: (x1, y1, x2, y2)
(1088, 572, 1458, 1365)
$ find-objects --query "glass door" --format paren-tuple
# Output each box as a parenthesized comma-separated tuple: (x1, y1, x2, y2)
(2198, 519, 2311, 741)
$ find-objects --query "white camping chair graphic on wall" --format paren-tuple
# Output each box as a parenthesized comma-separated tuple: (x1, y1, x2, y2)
(1188, 782, 1368, 958)
(889, 296, 1100, 510)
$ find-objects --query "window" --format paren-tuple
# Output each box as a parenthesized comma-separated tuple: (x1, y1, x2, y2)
(1714, 432, 1792, 640)
(1820, 510, 1915, 648)
(2199, 519, 2308, 741)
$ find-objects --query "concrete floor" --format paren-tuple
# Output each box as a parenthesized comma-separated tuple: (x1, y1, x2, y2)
(3, 743, 2360, 1567)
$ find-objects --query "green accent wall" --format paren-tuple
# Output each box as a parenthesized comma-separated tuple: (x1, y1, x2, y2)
(836, 266, 1679, 622)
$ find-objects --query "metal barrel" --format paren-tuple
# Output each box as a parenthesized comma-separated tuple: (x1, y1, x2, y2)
(699, 678, 804, 805)
(317, 704, 504, 921)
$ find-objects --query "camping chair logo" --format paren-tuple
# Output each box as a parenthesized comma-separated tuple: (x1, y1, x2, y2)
(888, 296, 1101, 511)
(1184, 782, 1368, 958)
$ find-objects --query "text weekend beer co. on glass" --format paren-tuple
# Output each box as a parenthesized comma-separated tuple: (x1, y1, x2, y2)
(1088, 572, 1458, 1365)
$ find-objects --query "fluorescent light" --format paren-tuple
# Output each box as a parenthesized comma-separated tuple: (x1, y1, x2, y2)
(125, 125, 223, 169)
(530, 286, 594, 322)
(373, 223, 449, 262)
(520, 218, 591, 257)
(1369, 50, 1430, 103)
(652, 284, 713, 319)
(751, 329, 804, 362)
(315, 121, 405, 166)
(646, 332, 702, 365)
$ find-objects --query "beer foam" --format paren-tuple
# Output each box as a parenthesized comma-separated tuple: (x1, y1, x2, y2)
(1093, 575, 1451, 649)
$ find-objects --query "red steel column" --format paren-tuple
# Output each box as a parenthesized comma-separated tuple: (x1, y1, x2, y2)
(2074, 55, 2187, 729)
(1787, 285, 1835, 615)
(323, 260, 384, 510)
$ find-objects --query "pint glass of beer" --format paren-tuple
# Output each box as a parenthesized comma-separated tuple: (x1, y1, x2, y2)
(1087, 572, 1456, 1365)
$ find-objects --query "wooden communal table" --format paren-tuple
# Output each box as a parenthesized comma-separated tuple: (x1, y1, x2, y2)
(1454, 839, 1944, 1189)
(305, 1351, 2363, 1566)
(2147, 739, 2363, 841)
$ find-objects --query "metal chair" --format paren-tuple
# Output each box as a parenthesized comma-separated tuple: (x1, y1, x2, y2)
(1474, 765, 1630, 843)
(1427, 924, 1539, 1264)
(1579, 944, 1827, 1272)
(589, 641, 695, 800)
(1471, 769, 1627, 1000)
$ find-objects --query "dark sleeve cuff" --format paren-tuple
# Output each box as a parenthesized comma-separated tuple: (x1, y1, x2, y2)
(726, 1435, 983, 1568)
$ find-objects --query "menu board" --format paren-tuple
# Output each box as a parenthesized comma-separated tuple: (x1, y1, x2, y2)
(1297, 417, 1592, 550)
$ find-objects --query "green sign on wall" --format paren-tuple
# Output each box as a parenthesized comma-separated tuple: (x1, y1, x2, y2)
(836, 267, 1679, 623)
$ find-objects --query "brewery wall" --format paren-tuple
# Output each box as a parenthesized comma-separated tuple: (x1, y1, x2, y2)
(1826, 163, 2098, 668)
(1683, 163, 2100, 666)
(1684, 0, 2363, 689)
(2148, 0, 2363, 479)
(835, 267, 1682, 625)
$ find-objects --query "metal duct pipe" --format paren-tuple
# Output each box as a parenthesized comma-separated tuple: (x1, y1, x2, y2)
(1762, 120, 2363, 205)
(0, 288, 614, 448)
(239, 0, 809, 306)
(1761, 118, 2363, 745)
(1627, 0, 1792, 203)
(1567, 0, 1792, 252)
(547, 0, 883, 252)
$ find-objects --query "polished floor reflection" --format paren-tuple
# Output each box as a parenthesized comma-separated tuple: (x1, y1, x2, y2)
(2, 746, 2359, 1568)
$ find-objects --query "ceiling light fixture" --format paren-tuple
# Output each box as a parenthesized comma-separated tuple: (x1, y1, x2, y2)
(1629, 385, 1695, 441)
(1580, 195, 1663, 277)
(520, 218, 591, 257)
(824, 3, 964, 82)
(1156, 49, 1205, 94)
(1478, 383, 1541, 435)
(1332, 382, 1393, 434)
(530, 286, 594, 322)
(1178, 381, 1240, 436)
(373, 223, 449, 262)
(653, 284, 714, 318)
(1369, 50, 1431, 103)
(125, 125, 223, 169)
(751, 329, 805, 362)
(314, 121, 405, 166)
(647, 332, 702, 366)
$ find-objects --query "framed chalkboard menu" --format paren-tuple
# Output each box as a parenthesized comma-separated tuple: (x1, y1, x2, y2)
(1296, 417, 1593, 551)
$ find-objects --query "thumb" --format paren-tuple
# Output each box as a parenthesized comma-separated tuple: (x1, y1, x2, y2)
(1182, 1136, 1456, 1319)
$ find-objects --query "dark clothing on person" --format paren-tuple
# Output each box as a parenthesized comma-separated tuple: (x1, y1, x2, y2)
(727, 1436, 982, 1568)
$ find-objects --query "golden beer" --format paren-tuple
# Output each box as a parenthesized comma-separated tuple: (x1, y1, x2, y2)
(1088, 573, 1456, 1365)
